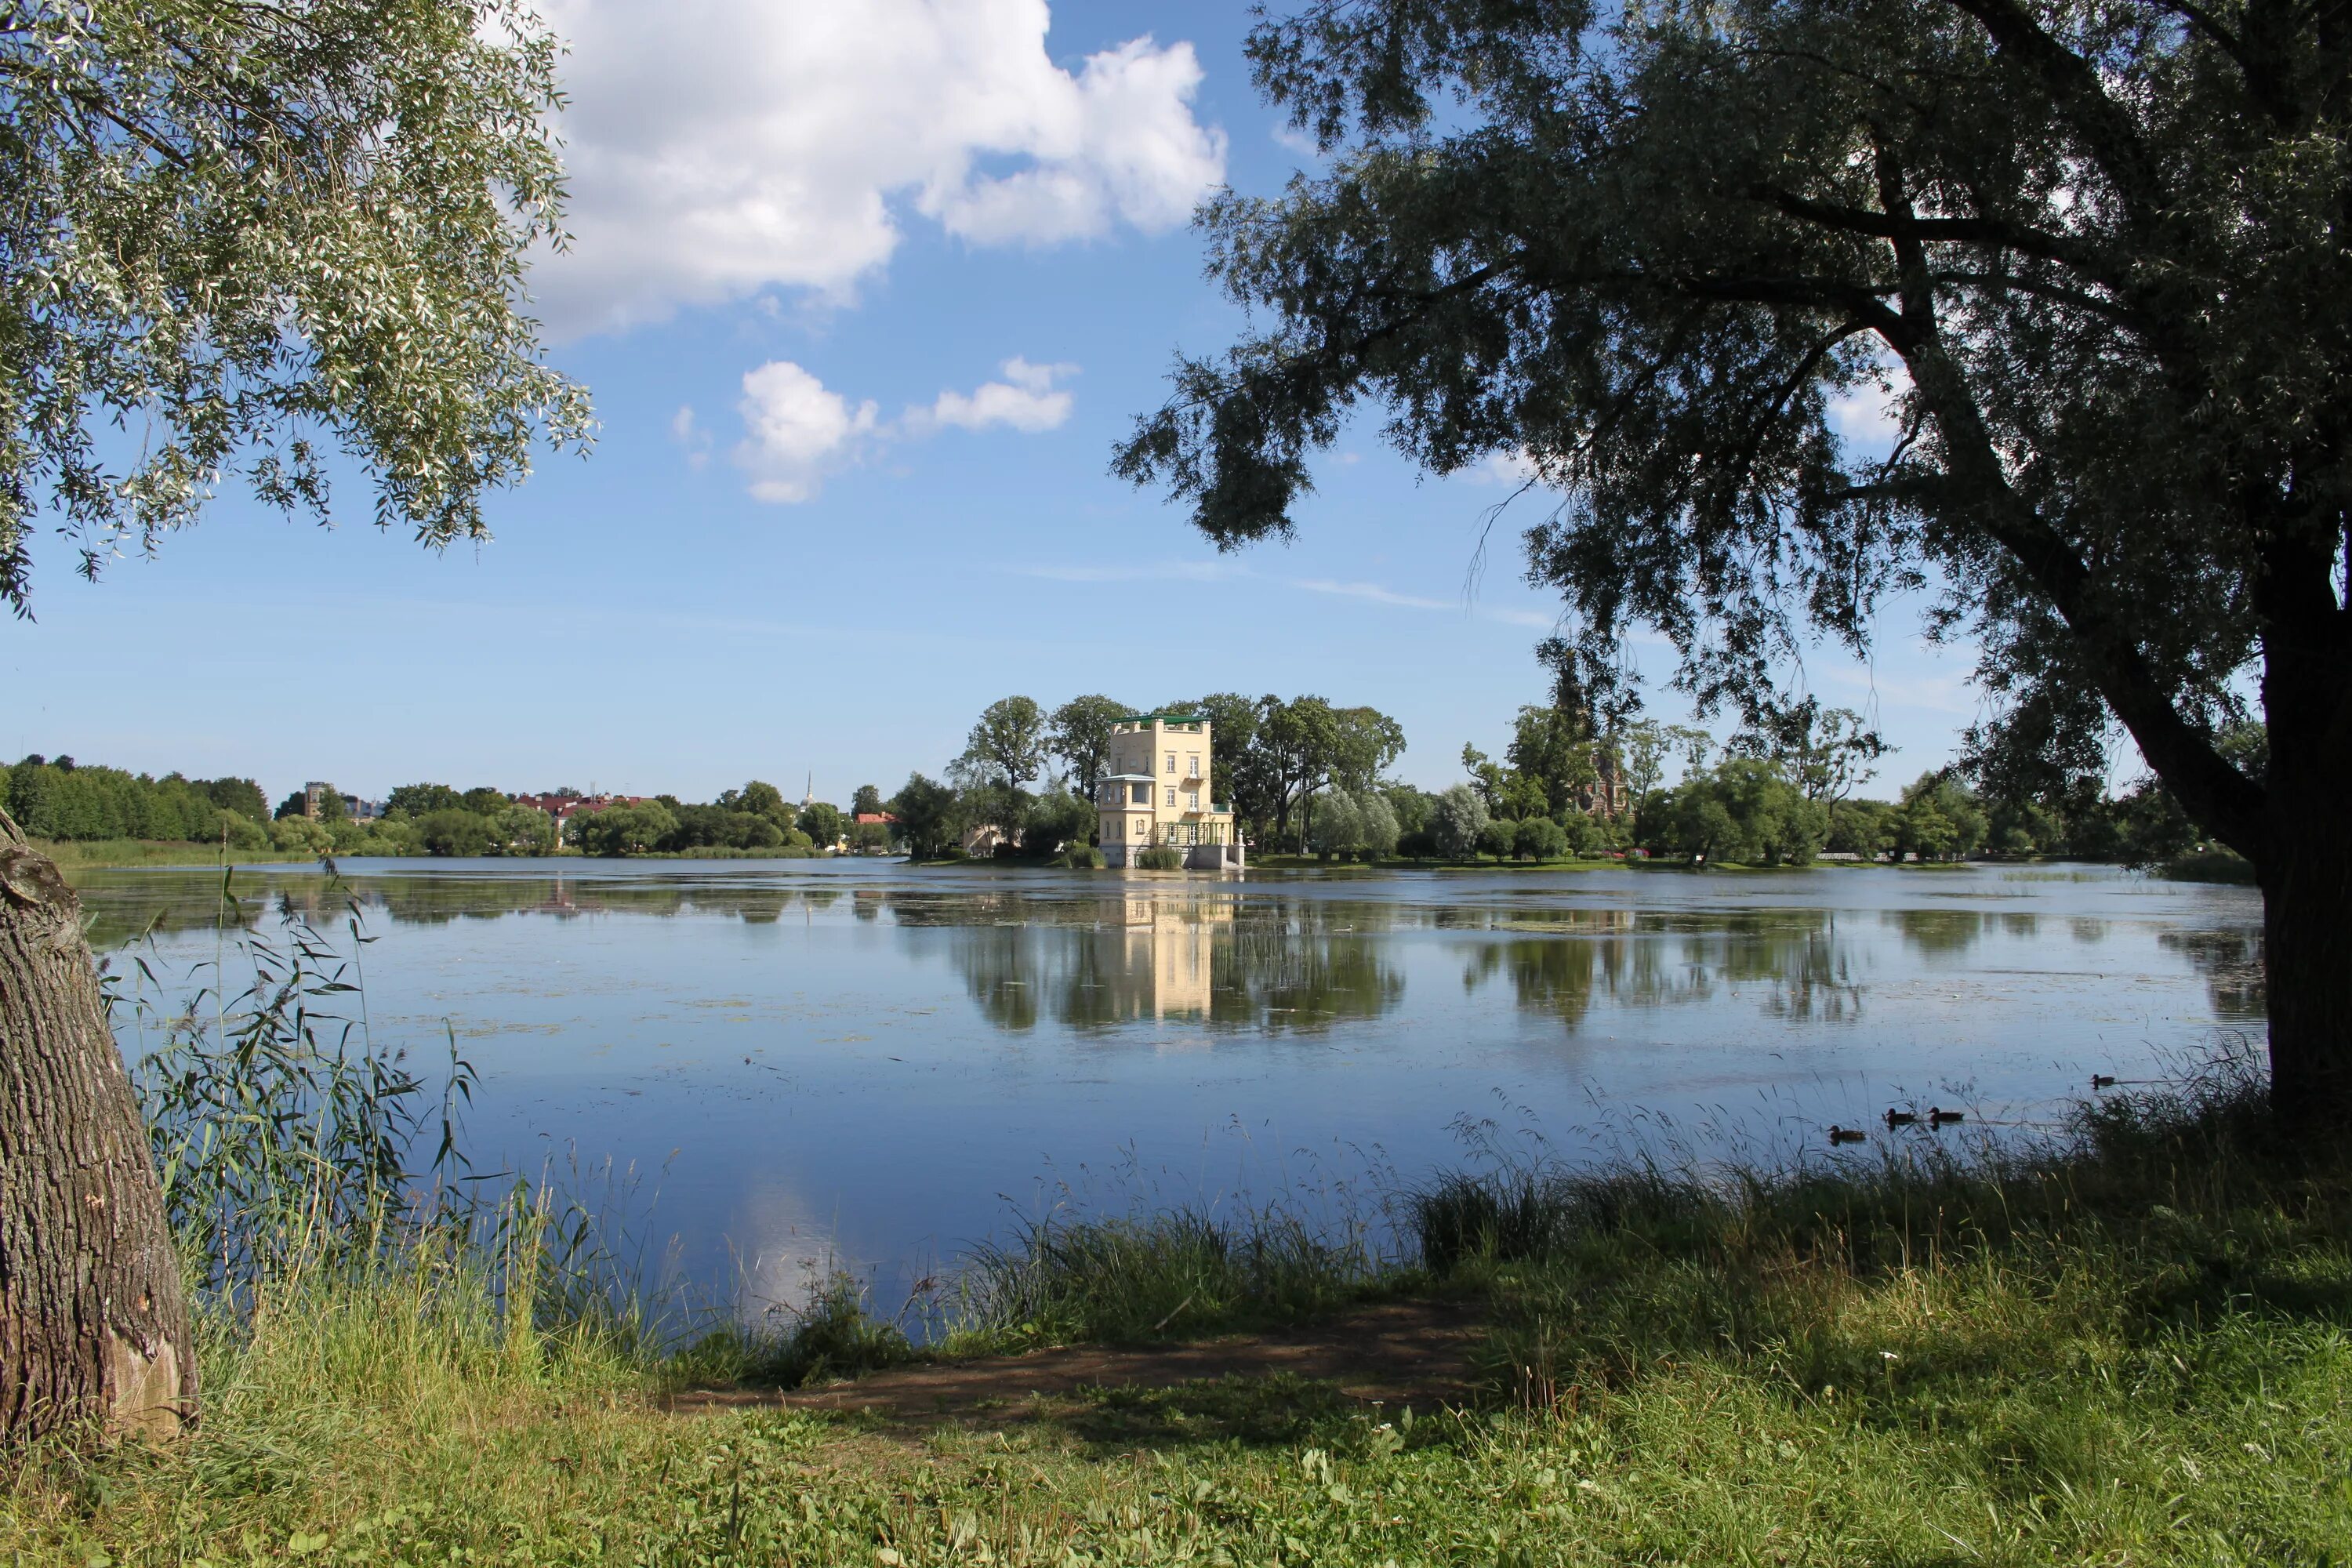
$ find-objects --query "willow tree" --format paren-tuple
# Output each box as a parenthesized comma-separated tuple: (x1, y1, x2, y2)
(2, 0, 588, 1441)
(1118, 0, 2352, 1119)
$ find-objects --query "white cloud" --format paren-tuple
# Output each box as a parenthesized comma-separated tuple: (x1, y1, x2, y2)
(734, 361, 878, 503)
(1821, 661, 1978, 715)
(914, 357, 1076, 434)
(534, 1, 1227, 336)
(1270, 122, 1321, 158)
(734, 354, 1076, 503)
(1828, 389, 1905, 445)
(1826, 355, 1915, 448)
(1291, 577, 1557, 630)
(1465, 448, 1539, 486)
(670, 405, 712, 470)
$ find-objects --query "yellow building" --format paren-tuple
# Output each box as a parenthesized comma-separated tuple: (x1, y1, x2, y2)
(1095, 713, 1243, 870)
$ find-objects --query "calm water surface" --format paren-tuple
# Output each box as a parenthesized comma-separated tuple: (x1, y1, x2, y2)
(78, 858, 2263, 1313)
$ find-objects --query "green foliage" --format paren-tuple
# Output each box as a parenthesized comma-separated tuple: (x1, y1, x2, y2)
(1232, 695, 1406, 850)
(723, 780, 793, 826)
(666, 804, 784, 852)
(1475, 817, 1516, 859)
(1827, 797, 1896, 858)
(891, 771, 966, 860)
(963, 695, 1049, 788)
(1652, 759, 1828, 864)
(1513, 815, 1570, 862)
(955, 1207, 1382, 1351)
(1505, 707, 1595, 822)
(1047, 695, 1134, 800)
(1430, 782, 1489, 861)
(3, 756, 268, 844)
(1308, 787, 1400, 861)
(1022, 788, 1096, 855)
(118, 884, 477, 1290)
(0, 0, 592, 614)
(489, 804, 556, 855)
(1134, 845, 1185, 870)
(387, 782, 465, 818)
(270, 815, 333, 855)
(1894, 771, 1990, 862)
(415, 808, 493, 858)
(571, 801, 679, 857)
(851, 782, 885, 818)
(795, 801, 844, 848)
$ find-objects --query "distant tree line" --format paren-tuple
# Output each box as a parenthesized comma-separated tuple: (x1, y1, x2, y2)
(384, 778, 896, 859)
(3, 756, 270, 844)
(886, 693, 1413, 862)
(0, 757, 902, 861)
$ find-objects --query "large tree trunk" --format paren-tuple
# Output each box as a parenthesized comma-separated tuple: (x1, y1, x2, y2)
(2258, 753, 2352, 1124)
(0, 811, 194, 1441)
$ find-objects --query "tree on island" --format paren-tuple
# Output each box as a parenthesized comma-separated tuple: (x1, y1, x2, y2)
(962, 696, 1049, 789)
(1047, 695, 1134, 801)
(0, 1, 586, 1440)
(1119, 0, 2352, 1120)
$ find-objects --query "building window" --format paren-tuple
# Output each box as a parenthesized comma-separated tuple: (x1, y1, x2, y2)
(1165, 787, 1176, 808)
(1164, 823, 1181, 846)
(1132, 783, 1149, 804)
(1165, 753, 1176, 773)
(1187, 791, 1199, 810)
(1188, 753, 1200, 777)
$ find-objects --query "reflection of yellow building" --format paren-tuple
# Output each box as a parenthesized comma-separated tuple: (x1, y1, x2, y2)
(1097, 713, 1243, 870)
(1120, 895, 1233, 1018)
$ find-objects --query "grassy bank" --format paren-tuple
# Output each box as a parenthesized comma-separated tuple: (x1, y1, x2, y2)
(34, 837, 327, 870)
(5, 1057, 2346, 1565)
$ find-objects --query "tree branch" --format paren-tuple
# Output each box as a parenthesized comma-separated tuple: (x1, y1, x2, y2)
(1939, 0, 2170, 230)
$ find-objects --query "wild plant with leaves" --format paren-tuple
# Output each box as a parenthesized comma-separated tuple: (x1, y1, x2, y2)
(114, 875, 480, 1294)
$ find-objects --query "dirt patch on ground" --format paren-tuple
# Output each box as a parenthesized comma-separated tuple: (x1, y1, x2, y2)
(666, 1299, 1485, 1430)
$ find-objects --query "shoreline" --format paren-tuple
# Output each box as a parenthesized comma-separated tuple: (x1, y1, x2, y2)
(5, 1065, 2341, 1562)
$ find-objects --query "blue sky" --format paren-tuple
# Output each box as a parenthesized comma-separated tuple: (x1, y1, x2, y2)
(2, 0, 1986, 807)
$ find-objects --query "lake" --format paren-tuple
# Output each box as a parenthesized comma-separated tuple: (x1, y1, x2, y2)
(78, 858, 2263, 1320)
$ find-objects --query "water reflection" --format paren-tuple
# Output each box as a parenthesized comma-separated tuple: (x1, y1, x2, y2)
(81, 864, 2266, 1051)
(2161, 928, 2267, 1019)
(1457, 909, 1860, 1027)
(1887, 908, 1985, 955)
(942, 896, 1403, 1034)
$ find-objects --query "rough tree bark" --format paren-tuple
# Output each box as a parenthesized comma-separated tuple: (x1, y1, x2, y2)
(2256, 730, 2352, 1123)
(0, 808, 194, 1442)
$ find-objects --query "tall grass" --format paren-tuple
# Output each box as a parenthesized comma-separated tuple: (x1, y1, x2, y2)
(38, 837, 322, 869)
(949, 1203, 1394, 1352)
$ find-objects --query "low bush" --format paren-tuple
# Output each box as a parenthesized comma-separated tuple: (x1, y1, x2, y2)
(1134, 845, 1185, 870)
